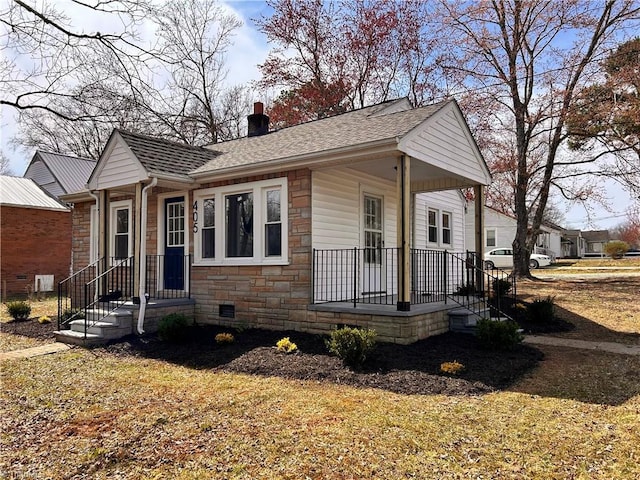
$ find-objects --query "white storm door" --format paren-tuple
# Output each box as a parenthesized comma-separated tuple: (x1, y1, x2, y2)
(362, 194, 385, 295)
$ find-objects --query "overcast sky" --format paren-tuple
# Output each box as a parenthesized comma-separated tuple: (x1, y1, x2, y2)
(0, 0, 634, 229)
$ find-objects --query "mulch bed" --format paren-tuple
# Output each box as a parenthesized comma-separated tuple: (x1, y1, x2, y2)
(3, 317, 545, 397)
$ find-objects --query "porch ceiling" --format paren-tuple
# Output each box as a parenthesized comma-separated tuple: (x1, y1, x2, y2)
(348, 156, 484, 193)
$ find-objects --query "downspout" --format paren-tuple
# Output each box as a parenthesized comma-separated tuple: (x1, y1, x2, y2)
(137, 177, 157, 334)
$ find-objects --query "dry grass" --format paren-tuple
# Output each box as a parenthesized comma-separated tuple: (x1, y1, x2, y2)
(2, 349, 639, 479)
(517, 276, 640, 344)
(1, 278, 640, 478)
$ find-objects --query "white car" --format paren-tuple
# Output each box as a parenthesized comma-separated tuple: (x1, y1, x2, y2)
(483, 248, 552, 269)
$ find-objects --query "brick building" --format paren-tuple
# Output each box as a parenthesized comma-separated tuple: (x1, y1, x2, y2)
(0, 176, 71, 299)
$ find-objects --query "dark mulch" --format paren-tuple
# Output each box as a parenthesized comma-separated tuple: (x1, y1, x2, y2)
(2, 317, 545, 397)
(98, 325, 543, 397)
(1, 318, 57, 340)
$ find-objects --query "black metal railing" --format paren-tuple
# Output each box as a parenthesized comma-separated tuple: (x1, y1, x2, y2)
(57, 257, 134, 336)
(312, 247, 517, 320)
(446, 251, 517, 321)
(144, 254, 192, 300)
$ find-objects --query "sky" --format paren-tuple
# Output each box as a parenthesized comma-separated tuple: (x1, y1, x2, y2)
(0, 0, 635, 231)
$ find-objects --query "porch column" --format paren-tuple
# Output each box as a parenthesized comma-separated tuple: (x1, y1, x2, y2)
(396, 155, 411, 311)
(98, 190, 109, 266)
(133, 182, 143, 301)
(474, 185, 485, 287)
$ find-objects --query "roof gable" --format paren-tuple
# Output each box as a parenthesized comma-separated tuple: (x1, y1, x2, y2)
(26, 151, 97, 195)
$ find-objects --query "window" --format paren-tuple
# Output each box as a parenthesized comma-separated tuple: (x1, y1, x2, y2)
(193, 178, 288, 265)
(427, 209, 438, 243)
(110, 200, 132, 261)
(486, 229, 496, 247)
(442, 212, 452, 245)
(202, 198, 215, 258)
(265, 189, 281, 257)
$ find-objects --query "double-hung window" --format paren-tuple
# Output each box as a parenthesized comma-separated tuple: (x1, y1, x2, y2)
(110, 200, 132, 261)
(427, 207, 453, 247)
(427, 209, 438, 244)
(194, 178, 288, 265)
(441, 212, 452, 246)
(486, 229, 497, 247)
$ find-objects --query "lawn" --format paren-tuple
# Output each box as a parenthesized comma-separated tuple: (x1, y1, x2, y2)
(1, 277, 640, 479)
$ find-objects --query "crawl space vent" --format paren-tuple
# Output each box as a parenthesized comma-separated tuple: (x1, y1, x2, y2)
(219, 304, 235, 318)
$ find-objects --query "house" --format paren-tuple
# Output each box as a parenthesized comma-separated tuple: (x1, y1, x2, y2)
(0, 176, 71, 299)
(464, 205, 562, 260)
(582, 230, 611, 257)
(561, 229, 586, 258)
(23, 151, 97, 200)
(59, 98, 494, 345)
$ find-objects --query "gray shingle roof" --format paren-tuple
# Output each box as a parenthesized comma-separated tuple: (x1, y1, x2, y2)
(116, 130, 221, 176)
(582, 230, 610, 242)
(0, 176, 69, 210)
(35, 151, 96, 194)
(192, 99, 451, 175)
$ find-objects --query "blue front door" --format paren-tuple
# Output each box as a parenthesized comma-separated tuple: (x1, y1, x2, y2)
(164, 197, 185, 290)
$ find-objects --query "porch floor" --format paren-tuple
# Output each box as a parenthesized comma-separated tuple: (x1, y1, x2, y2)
(309, 295, 482, 317)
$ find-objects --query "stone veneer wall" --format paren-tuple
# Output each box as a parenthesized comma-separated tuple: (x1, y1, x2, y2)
(191, 169, 312, 331)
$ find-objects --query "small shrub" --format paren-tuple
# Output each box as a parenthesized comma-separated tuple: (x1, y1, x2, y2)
(38, 315, 52, 324)
(492, 278, 512, 298)
(215, 332, 235, 344)
(604, 240, 629, 259)
(326, 326, 377, 368)
(440, 361, 465, 375)
(527, 296, 555, 323)
(60, 308, 84, 323)
(276, 337, 298, 354)
(455, 283, 478, 296)
(476, 318, 523, 351)
(6, 301, 31, 321)
(158, 313, 191, 343)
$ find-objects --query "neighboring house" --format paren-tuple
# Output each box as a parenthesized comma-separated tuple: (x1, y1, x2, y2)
(23, 150, 97, 200)
(561, 229, 586, 258)
(465, 205, 562, 260)
(582, 230, 611, 257)
(60, 98, 493, 345)
(0, 176, 71, 299)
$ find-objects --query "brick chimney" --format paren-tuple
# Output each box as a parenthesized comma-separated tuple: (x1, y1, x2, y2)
(247, 102, 269, 137)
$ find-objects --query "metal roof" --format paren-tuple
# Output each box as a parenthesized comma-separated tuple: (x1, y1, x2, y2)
(0, 176, 69, 211)
(192, 99, 450, 175)
(33, 151, 97, 195)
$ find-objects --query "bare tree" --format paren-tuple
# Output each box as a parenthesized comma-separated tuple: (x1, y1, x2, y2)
(0, 150, 13, 175)
(439, 0, 640, 278)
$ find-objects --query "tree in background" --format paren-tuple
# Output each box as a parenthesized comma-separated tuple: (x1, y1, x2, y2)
(566, 37, 640, 198)
(612, 205, 640, 249)
(257, 0, 444, 127)
(438, 0, 640, 278)
(3, 0, 253, 160)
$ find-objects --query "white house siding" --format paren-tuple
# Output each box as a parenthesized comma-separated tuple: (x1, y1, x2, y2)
(400, 105, 489, 186)
(94, 138, 146, 190)
(465, 204, 517, 254)
(312, 167, 397, 302)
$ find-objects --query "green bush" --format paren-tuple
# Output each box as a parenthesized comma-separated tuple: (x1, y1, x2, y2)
(527, 296, 555, 323)
(476, 318, 523, 350)
(492, 278, 512, 298)
(158, 313, 191, 343)
(604, 240, 629, 259)
(60, 308, 84, 323)
(326, 326, 377, 368)
(6, 301, 31, 321)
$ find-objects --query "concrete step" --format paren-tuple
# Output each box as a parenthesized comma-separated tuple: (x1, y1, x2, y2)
(69, 319, 133, 339)
(83, 308, 132, 323)
(54, 329, 106, 346)
(448, 307, 490, 331)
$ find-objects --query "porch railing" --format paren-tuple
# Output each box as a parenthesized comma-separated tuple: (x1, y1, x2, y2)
(57, 257, 134, 334)
(312, 248, 517, 320)
(57, 255, 192, 336)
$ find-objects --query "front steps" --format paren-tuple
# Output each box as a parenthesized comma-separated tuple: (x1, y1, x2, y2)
(448, 307, 490, 333)
(55, 308, 133, 346)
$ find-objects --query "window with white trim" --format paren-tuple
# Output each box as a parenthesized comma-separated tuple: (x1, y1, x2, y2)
(427, 209, 438, 244)
(486, 229, 496, 247)
(193, 178, 288, 265)
(442, 212, 452, 245)
(110, 200, 132, 260)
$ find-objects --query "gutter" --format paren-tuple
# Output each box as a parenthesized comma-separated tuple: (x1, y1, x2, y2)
(137, 177, 157, 334)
